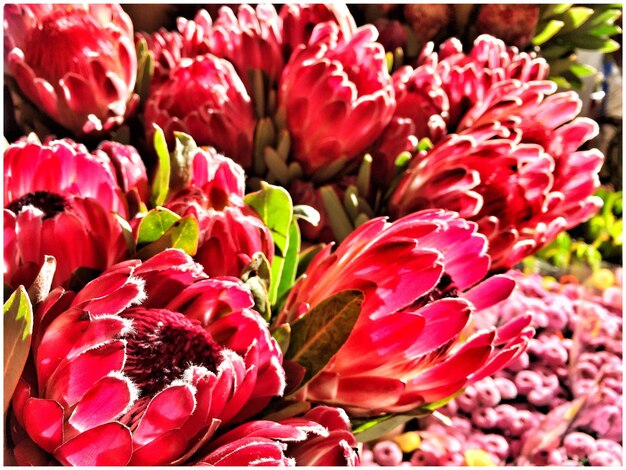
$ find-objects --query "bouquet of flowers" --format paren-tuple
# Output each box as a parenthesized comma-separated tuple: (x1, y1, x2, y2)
(3, 3, 621, 467)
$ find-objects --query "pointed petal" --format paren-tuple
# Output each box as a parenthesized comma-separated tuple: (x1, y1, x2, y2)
(55, 422, 132, 466)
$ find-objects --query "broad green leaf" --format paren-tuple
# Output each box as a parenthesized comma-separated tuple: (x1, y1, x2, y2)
(136, 215, 199, 259)
(532, 19, 565, 45)
(245, 183, 294, 304)
(569, 63, 597, 79)
(286, 290, 363, 385)
(557, 7, 594, 34)
(137, 207, 181, 247)
(245, 182, 292, 255)
(565, 34, 621, 52)
(276, 221, 301, 302)
(4, 286, 33, 412)
(541, 4, 573, 20)
(353, 414, 418, 443)
(150, 125, 171, 207)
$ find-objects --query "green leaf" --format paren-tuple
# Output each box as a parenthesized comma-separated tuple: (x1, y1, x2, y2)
(136, 215, 199, 259)
(137, 207, 181, 247)
(244, 183, 294, 304)
(569, 63, 597, 79)
(541, 4, 573, 20)
(150, 125, 171, 207)
(533, 19, 566, 45)
(353, 414, 418, 443)
(286, 290, 363, 386)
(241, 253, 272, 321)
(293, 205, 320, 227)
(245, 276, 272, 322)
(245, 182, 292, 255)
(557, 7, 594, 35)
(276, 221, 301, 303)
(320, 185, 353, 242)
(272, 324, 291, 355)
(4, 286, 33, 412)
(565, 35, 621, 52)
(171, 132, 198, 193)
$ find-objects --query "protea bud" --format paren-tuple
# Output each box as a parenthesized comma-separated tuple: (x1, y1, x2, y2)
(164, 146, 274, 277)
(475, 5, 540, 48)
(280, 3, 357, 54)
(144, 54, 256, 168)
(208, 4, 284, 89)
(4, 4, 138, 136)
(278, 23, 395, 178)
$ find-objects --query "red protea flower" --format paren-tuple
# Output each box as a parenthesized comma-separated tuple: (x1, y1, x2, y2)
(389, 81, 604, 270)
(3, 135, 145, 289)
(197, 407, 358, 465)
(4, 4, 137, 135)
(280, 210, 532, 415)
(144, 53, 256, 168)
(10, 250, 285, 466)
(207, 4, 284, 89)
(165, 146, 274, 277)
(278, 22, 396, 177)
(280, 3, 356, 54)
(391, 35, 549, 143)
(475, 5, 540, 48)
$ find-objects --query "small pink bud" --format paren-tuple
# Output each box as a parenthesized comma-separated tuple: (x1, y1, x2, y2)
(373, 441, 403, 466)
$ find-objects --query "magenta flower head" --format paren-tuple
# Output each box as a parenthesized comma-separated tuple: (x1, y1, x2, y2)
(389, 81, 604, 270)
(165, 146, 274, 278)
(281, 210, 532, 415)
(278, 22, 395, 177)
(280, 3, 357, 54)
(207, 4, 284, 89)
(144, 53, 256, 169)
(4, 4, 137, 135)
(4, 135, 146, 289)
(10, 250, 285, 466)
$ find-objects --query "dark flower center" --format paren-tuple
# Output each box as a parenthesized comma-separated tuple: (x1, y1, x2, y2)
(121, 308, 222, 397)
(6, 191, 68, 219)
(412, 272, 459, 309)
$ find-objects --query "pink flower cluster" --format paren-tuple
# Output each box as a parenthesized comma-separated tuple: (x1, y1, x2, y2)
(361, 271, 623, 466)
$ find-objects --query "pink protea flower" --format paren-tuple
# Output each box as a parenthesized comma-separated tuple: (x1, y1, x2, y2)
(165, 146, 274, 277)
(278, 22, 396, 177)
(207, 4, 284, 89)
(3, 135, 145, 288)
(197, 407, 358, 465)
(144, 53, 256, 168)
(389, 82, 604, 270)
(280, 3, 356, 54)
(4, 4, 137, 135)
(138, 9, 213, 86)
(10, 249, 285, 466)
(281, 210, 532, 415)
